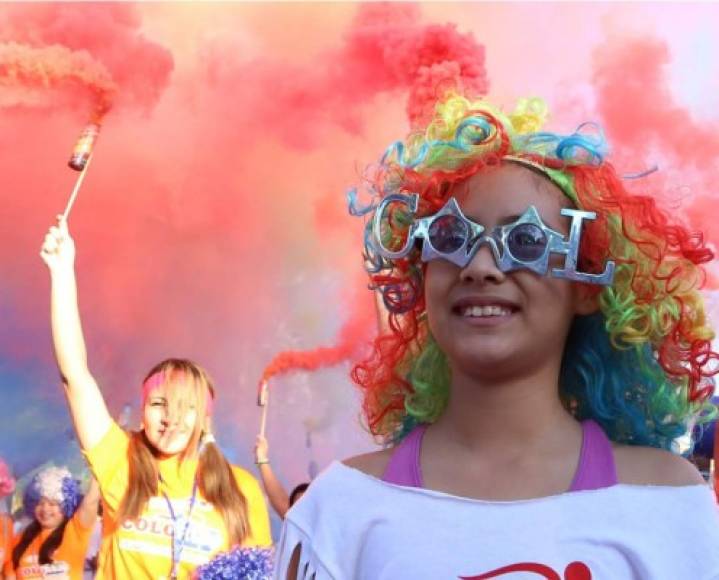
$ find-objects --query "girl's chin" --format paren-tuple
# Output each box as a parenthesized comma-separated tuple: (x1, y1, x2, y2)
(39, 520, 61, 530)
(147, 431, 193, 456)
(454, 345, 515, 366)
(153, 445, 189, 457)
(452, 352, 523, 379)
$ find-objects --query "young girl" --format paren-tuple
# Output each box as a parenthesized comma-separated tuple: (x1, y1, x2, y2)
(276, 95, 719, 578)
(40, 221, 272, 579)
(3, 467, 98, 580)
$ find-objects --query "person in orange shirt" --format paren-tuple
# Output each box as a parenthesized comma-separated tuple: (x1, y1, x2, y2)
(0, 458, 16, 579)
(3, 467, 99, 580)
(40, 219, 272, 580)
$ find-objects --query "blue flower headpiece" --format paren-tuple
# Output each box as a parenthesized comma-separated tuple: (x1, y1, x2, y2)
(23, 466, 82, 519)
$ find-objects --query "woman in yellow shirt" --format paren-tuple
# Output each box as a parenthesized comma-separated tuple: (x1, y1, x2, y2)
(4, 467, 99, 580)
(40, 219, 272, 580)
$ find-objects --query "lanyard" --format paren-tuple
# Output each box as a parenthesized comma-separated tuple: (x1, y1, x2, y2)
(159, 474, 199, 580)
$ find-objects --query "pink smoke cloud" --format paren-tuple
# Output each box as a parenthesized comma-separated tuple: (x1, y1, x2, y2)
(0, 4, 173, 113)
(195, 3, 489, 382)
(0, 42, 116, 116)
(592, 36, 719, 286)
(200, 3, 488, 148)
(0, 3, 491, 423)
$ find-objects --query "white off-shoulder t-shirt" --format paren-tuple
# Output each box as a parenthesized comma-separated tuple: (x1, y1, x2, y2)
(276, 461, 719, 580)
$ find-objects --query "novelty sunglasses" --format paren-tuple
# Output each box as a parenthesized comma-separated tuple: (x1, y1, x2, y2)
(371, 194, 615, 285)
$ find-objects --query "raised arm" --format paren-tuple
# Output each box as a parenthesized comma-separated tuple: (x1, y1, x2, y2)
(76, 475, 101, 529)
(254, 435, 291, 518)
(40, 217, 111, 450)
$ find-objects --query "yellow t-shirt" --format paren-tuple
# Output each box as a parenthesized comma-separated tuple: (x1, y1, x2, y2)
(84, 422, 271, 580)
(3, 511, 92, 580)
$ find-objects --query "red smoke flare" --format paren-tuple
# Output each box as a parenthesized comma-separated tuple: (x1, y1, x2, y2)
(0, 42, 116, 118)
(260, 283, 376, 384)
(0, 4, 173, 113)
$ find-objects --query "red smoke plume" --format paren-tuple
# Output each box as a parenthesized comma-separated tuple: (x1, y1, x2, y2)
(593, 38, 719, 165)
(202, 3, 488, 148)
(0, 3, 490, 438)
(340, 3, 488, 127)
(256, 3, 488, 384)
(260, 282, 376, 384)
(592, 36, 719, 281)
(0, 42, 116, 117)
(0, 4, 173, 114)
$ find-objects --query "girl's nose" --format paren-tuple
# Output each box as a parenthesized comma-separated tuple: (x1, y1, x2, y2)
(460, 242, 506, 285)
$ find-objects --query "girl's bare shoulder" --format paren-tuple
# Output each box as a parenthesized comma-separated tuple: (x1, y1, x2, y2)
(613, 444, 705, 486)
(343, 448, 395, 479)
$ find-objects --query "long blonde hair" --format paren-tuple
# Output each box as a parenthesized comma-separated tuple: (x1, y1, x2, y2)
(118, 358, 250, 544)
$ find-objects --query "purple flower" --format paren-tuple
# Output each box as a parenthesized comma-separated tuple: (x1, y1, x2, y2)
(196, 546, 274, 580)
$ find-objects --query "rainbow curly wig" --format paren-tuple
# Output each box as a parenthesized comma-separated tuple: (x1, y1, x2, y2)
(348, 94, 717, 449)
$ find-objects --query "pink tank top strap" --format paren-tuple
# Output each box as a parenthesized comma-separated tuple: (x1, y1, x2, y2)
(382, 424, 427, 487)
(569, 419, 618, 491)
(383, 419, 617, 491)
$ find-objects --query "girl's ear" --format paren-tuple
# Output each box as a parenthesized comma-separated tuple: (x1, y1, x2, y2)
(573, 283, 601, 316)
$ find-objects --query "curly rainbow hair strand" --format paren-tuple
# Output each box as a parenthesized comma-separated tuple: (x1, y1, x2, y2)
(350, 93, 717, 447)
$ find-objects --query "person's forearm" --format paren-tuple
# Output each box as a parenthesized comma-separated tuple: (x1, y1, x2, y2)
(78, 478, 101, 528)
(49, 269, 111, 450)
(258, 463, 290, 518)
(50, 268, 90, 385)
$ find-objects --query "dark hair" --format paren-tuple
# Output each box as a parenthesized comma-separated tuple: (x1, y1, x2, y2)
(289, 483, 310, 507)
(12, 517, 69, 569)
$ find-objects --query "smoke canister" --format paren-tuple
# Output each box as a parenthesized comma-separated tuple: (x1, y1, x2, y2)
(257, 380, 269, 407)
(68, 123, 100, 171)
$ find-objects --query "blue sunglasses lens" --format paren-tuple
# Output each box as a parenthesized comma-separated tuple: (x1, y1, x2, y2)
(428, 214, 468, 254)
(506, 223, 547, 261)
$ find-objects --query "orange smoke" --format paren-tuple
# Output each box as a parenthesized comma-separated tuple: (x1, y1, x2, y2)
(0, 42, 117, 118)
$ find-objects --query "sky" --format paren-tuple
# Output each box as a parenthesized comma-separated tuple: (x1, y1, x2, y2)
(1, 2, 718, 530)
